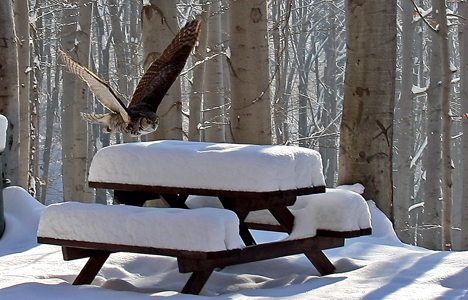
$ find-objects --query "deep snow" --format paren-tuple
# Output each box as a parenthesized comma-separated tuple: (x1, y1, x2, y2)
(1, 186, 468, 299)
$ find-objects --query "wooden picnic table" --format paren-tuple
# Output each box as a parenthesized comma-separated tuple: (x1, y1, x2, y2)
(39, 140, 371, 294)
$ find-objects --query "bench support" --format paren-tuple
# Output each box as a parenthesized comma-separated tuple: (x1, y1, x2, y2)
(39, 233, 351, 294)
(181, 270, 214, 294)
(73, 250, 111, 285)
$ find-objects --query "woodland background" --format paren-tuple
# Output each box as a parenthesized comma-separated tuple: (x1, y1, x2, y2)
(0, 0, 467, 251)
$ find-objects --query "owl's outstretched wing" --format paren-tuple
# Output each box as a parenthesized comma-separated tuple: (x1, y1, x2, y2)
(129, 19, 201, 110)
(57, 48, 130, 123)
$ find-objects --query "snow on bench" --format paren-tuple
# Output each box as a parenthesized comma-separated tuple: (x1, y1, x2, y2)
(37, 203, 242, 252)
(187, 187, 372, 239)
(88, 140, 325, 193)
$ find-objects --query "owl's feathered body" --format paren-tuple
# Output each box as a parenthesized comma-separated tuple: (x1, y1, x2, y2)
(58, 19, 201, 136)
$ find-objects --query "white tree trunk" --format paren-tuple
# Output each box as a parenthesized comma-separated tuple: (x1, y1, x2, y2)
(14, 0, 31, 191)
(459, 0, 468, 250)
(203, 1, 225, 142)
(394, 0, 415, 244)
(61, 0, 92, 203)
(0, 0, 20, 186)
(422, 0, 443, 250)
(338, 0, 397, 221)
(229, 0, 272, 145)
(437, 0, 453, 251)
(142, 0, 182, 141)
(189, 5, 209, 142)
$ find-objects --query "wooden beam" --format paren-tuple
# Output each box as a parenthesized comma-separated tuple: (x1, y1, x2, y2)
(304, 250, 336, 275)
(177, 235, 344, 273)
(73, 251, 111, 285)
(181, 270, 214, 294)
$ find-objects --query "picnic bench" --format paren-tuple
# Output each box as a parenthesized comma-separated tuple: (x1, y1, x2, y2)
(37, 140, 372, 294)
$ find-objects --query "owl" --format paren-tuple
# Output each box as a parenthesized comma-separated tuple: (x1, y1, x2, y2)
(58, 19, 201, 136)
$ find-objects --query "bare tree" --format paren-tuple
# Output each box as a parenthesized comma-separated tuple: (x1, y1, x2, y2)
(422, 1, 443, 250)
(229, 0, 272, 145)
(437, 0, 453, 251)
(142, 0, 183, 141)
(60, 0, 92, 203)
(394, 0, 415, 244)
(189, 4, 209, 142)
(14, 0, 31, 191)
(459, 0, 468, 251)
(203, 1, 225, 142)
(0, 0, 20, 185)
(338, 0, 397, 221)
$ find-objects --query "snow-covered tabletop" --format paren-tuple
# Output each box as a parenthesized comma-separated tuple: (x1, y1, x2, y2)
(38, 203, 243, 252)
(88, 140, 325, 192)
(0, 115, 7, 153)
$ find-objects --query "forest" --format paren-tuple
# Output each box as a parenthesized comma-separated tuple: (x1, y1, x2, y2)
(0, 0, 466, 251)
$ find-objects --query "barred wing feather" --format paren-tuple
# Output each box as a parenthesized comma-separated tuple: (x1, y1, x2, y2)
(57, 48, 130, 123)
(129, 19, 201, 110)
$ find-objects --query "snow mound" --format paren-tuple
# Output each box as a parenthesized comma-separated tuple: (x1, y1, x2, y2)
(38, 202, 242, 252)
(88, 140, 325, 192)
(0, 186, 45, 255)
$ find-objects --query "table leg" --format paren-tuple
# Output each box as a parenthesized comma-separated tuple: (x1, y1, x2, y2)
(268, 206, 295, 234)
(304, 250, 335, 275)
(73, 251, 111, 285)
(218, 197, 257, 246)
(181, 269, 214, 294)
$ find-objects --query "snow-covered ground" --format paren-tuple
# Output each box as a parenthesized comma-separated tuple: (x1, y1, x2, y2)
(1, 186, 468, 299)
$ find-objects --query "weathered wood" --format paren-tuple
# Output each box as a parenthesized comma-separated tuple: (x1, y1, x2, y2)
(304, 250, 336, 275)
(181, 270, 214, 294)
(37, 237, 224, 259)
(219, 197, 256, 245)
(268, 206, 295, 234)
(62, 246, 96, 261)
(89, 181, 325, 201)
(73, 251, 111, 285)
(177, 235, 344, 273)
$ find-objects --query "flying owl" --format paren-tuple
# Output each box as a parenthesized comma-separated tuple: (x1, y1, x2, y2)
(57, 19, 201, 136)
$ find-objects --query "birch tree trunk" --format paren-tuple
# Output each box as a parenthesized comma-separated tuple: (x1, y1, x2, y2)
(61, 0, 92, 203)
(14, 0, 31, 191)
(142, 0, 182, 141)
(189, 6, 209, 142)
(394, 0, 415, 244)
(437, 0, 453, 251)
(459, 0, 468, 250)
(320, 4, 338, 187)
(0, 0, 20, 186)
(108, 0, 132, 143)
(338, 0, 397, 221)
(229, 0, 272, 145)
(422, 2, 443, 250)
(203, 1, 225, 142)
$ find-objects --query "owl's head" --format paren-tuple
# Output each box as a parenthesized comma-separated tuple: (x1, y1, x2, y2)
(138, 115, 159, 135)
(128, 112, 159, 136)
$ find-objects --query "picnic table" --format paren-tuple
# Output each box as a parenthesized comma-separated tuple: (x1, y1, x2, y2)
(38, 140, 372, 294)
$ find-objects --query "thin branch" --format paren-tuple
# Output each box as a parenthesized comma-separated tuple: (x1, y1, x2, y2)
(410, 0, 438, 33)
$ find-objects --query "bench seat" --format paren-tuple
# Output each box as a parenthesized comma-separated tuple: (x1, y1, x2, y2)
(186, 188, 372, 238)
(38, 203, 242, 252)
